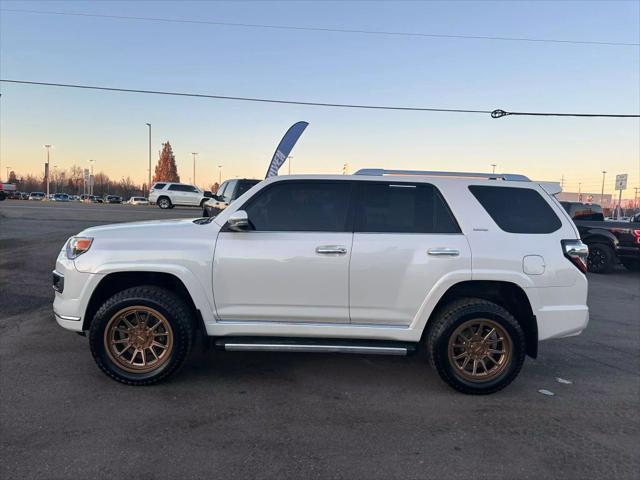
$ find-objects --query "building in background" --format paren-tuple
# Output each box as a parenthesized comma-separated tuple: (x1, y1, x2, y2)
(557, 192, 613, 206)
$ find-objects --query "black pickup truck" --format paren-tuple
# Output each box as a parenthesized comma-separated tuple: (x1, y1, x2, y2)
(561, 202, 640, 273)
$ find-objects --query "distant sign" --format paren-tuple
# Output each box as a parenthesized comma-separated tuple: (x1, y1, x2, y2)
(615, 174, 628, 191)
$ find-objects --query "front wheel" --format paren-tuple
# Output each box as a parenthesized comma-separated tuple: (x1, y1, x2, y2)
(426, 298, 526, 395)
(89, 286, 194, 385)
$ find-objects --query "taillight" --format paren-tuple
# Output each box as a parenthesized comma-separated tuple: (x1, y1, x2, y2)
(633, 229, 640, 244)
(562, 239, 589, 274)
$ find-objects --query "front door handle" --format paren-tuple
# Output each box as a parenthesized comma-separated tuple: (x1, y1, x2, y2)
(428, 248, 460, 257)
(316, 245, 348, 255)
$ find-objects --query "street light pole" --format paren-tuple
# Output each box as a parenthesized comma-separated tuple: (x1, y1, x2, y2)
(218, 165, 222, 185)
(491, 164, 497, 174)
(192, 152, 198, 186)
(146, 123, 152, 196)
(44, 144, 52, 198)
(287, 156, 293, 175)
(600, 171, 607, 205)
(88, 159, 95, 196)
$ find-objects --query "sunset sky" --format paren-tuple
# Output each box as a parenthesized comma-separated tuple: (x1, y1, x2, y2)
(1, 0, 638, 197)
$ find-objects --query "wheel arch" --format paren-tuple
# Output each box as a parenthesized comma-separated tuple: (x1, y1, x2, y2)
(424, 280, 538, 358)
(581, 229, 618, 248)
(82, 271, 206, 335)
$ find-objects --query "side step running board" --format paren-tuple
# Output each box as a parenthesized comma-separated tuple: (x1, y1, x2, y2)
(214, 337, 417, 356)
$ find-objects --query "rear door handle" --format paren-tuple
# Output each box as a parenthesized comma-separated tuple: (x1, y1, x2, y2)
(316, 245, 348, 255)
(428, 248, 460, 257)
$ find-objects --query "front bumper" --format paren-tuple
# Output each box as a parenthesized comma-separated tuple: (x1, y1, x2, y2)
(53, 252, 104, 332)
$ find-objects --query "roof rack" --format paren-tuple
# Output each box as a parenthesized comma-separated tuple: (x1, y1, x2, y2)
(353, 168, 530, 182)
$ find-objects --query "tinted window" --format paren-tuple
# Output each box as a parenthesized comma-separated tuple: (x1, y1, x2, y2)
(244, 181, 351, 232)
(216, 181, 228, 198)
(168, 184, 191, 192)
(469, 185, 561, 234)
(354, 183, 460, 234)
(152, 183, 166, 190)
(568, 203, 604, 221)
(235, 180, 260, 199)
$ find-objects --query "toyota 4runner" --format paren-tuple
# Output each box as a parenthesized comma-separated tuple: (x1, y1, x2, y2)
(53, 169, 589, 394)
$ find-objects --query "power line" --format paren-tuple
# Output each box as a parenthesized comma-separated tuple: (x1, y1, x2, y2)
(2, 79, 639, 119)
(1, 8, 638, 47)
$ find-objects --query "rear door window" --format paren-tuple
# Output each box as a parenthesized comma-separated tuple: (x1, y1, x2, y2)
(152, 183, 166, 190)
(354, 182, 460, 234)
(469, 185, 561, 234)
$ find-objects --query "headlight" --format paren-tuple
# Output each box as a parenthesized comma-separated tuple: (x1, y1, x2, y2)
(66, 237, 93, 259)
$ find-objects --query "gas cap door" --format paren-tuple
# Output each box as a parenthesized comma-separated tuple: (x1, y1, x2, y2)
(523, 255, 546, 275)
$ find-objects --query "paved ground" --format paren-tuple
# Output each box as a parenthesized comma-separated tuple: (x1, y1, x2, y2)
(1, 201, 638, 480)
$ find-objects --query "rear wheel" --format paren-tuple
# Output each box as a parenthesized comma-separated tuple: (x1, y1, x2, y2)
(426, 298, 526, 395)
(89, 286, 194, 385)
(157, 197, 172, 209)
(587, 243, 615, 274)
(620, 258, 640, 272)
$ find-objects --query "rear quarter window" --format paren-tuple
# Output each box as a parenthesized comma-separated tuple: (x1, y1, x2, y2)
(469, 185, 562, 234)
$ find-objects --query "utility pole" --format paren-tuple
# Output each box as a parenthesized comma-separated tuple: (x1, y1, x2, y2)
(634, 187, 639, 209)
(560, 175, 565, 190)
(218, 165, 223, 185)
(600, 171, 607, 205)
(578, 182, 582, 202)
(192, 152, 198, 186)
(44, 144, 52, 198)
(146, 123, 152, 196)
(287, 156, 293, 175)
(491, 164, 497, 174)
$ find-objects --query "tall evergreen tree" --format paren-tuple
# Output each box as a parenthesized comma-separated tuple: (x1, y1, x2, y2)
(153, 141, 180, 183)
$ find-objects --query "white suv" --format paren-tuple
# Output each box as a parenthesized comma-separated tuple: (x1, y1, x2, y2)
(53, 169, 589, 394)
(148, 182, 208, 209)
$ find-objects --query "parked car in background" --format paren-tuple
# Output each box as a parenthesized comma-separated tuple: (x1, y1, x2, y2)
(9, 190, 23, 200)
(148, 182, 208, 209)
(127, 196, 149, 205)
(560, 202, 640, 272)
(202, 178, 261, 217)
(20, 192, 30, 200)
(104, 195, 123, 204)
(54, 169, 589, 394)
(29, 192, 46, 201)
(0, 183, 17, 201)
(92, 196, 104, 203)
(52, 193, 70, 202)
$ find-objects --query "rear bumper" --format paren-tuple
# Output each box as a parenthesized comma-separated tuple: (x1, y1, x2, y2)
(536, 305, 589, 340)
(527, 275, 589, 340)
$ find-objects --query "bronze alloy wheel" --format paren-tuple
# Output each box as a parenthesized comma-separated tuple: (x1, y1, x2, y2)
(104, 306, 174, 374)
(447, 319, 513, 382)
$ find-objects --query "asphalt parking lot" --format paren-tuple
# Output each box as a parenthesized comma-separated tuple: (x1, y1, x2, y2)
(0, 201, 638, 480)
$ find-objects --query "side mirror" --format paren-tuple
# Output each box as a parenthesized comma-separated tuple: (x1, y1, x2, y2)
(227, 210, 249, 231)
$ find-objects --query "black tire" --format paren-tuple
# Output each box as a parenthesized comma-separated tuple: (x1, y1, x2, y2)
(89, 286, 194, 385)
(426, 298, 526, 395)
(620, 258, 640, 272)
(157, 197, 172, 209)
(200, 199, 208, 208)
(587, 243, 615, 274)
